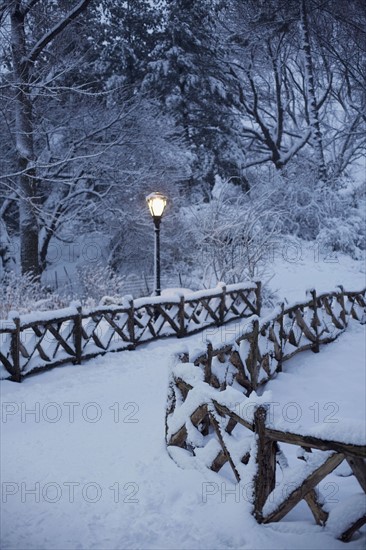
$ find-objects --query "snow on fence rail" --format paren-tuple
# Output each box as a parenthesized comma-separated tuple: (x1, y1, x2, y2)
(0, 281, 260, 382)
(181, 286, 366, 394)
(167, 380, 366, 541)
(166, 286, 366, 542)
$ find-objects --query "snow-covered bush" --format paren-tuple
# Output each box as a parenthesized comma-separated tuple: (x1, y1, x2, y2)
(252, 166, 365, 258)
(0, 272, 68, 319)
(182, 180, 281, 287)
(317, 213, 365, 260)
(77, 264, 127, 304)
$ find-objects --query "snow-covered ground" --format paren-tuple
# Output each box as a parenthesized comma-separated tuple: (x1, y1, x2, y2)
(1, 253, 365, 549)
(260, 320, 366, 444)
(265, 241, 365, 304)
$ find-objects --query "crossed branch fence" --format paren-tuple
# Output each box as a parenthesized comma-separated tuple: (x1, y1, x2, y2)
(2, 280, 364, 539)
(186, 287, 366, 394)
(0, 281, 260, 381)
(166, 286, 366, 542)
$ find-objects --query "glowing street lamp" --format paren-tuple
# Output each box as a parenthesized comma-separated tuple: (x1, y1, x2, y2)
(146, 192, 168, 296)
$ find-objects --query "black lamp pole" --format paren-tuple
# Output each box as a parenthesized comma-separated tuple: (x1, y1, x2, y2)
(146, 191, 167, 297)
(153, 216, 161, 296)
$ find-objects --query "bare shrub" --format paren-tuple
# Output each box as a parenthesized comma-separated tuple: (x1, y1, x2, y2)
(76, 264, 127, 304)
(184, 181, 281, 287)
(0, 272, 68, 319)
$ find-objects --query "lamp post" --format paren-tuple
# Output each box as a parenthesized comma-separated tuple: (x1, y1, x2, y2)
(146, 192, 168, 296)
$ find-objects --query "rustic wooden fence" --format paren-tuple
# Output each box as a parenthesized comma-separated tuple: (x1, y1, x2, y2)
(183, 286, 366, 395)
(167, 386, 365, 541)
(0, 281, 260, 382)
(166, 286, 366, 542)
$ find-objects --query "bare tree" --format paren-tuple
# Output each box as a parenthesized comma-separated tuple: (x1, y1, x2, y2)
(3, 0, 92, 276)
(299, 0, 327, 181)
(219, 0, 364, 180)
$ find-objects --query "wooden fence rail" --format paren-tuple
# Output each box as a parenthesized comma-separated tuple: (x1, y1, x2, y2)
(166, 286, 366, 542)
(0, 281, 260, 382)
(186, 286, 366, 394)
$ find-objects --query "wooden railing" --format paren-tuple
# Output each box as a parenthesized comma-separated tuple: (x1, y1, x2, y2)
(184, 287, 366, 394)
(167, 379, 365, 541)
(0, 281, 260, 382)
(166, 286, 366, 542)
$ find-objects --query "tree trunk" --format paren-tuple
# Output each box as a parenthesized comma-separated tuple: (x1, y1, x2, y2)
(0, 199, 16, 273)
(300, 0, 327, 182)
(10, 4, 40, 277)
(0, 219, 15, 273)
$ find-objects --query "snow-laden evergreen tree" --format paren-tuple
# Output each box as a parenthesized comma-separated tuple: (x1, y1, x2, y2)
(144, 0, 247, 193)
(83, 0, 162, 92)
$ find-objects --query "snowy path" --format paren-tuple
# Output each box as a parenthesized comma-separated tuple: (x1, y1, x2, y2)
(1, 256, 365, 549)
(1, 320, 365, 550)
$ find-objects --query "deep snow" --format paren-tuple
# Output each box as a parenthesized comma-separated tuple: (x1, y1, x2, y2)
(1, 250, 365, 549)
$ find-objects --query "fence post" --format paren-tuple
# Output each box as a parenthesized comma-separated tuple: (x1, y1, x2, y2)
(253, 405, 277, 521)
(219, 284, 226, 325)
(10, 317, 21, 383)
(127, 298, 135, 346)
(248, 319, 259, 391)
(337, 285, 347, 327)
(178, 295, 186, 337)
(255, 281, 262, 316)
(310, 289, 319, 353)
(205, 342, 213, 383)
(277, 302, 285, 372)
(74, 306, 82, 365)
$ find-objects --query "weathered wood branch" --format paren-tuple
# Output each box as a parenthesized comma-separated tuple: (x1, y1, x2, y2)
(346, 457, 366, 492)
(262, 453, 344, 524)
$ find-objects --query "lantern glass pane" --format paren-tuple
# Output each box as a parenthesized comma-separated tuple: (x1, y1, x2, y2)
(146, 192, 167, 218)
(150, 197, 166, 217)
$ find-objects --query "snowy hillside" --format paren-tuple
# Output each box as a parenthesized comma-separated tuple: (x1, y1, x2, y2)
(1, 258, 365, 550)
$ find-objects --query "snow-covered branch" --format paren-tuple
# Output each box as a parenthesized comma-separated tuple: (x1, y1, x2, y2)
(28, 0, 93, 63)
